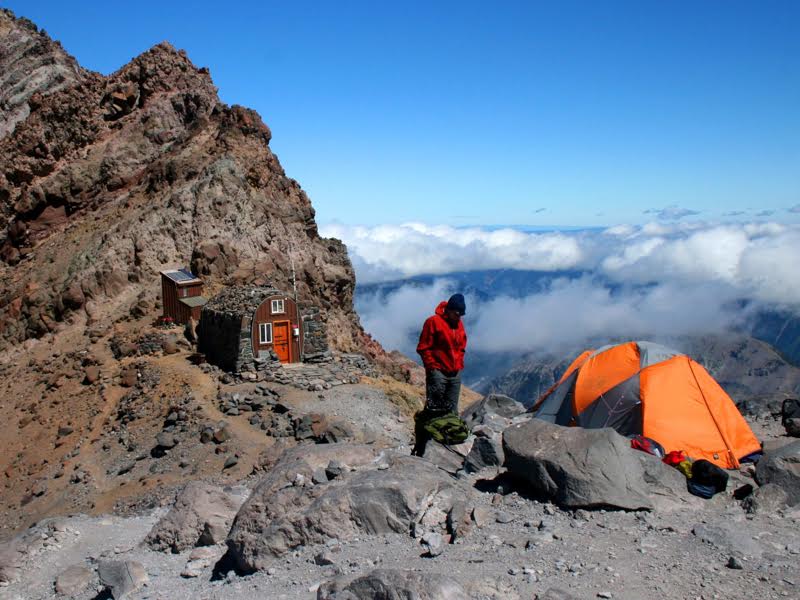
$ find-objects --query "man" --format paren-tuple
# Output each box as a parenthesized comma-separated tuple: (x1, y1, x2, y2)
(413, 293, 467, 455)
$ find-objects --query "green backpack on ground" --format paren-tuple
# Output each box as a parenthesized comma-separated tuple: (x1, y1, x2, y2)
(419, 411, 471, 445)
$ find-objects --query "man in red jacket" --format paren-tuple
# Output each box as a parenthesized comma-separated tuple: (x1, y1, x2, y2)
(412, 293, 467, 454)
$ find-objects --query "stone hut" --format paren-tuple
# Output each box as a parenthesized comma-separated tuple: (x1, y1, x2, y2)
(198, 285, 329, 372)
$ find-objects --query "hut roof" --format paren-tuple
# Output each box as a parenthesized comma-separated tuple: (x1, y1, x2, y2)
(203, 285, 286, 315)
(161, 268, 202, 285)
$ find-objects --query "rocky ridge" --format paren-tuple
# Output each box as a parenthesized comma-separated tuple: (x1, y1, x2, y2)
(0, 9, 89, 139)
(0, 7, 407, 542)
(0, 7, 365, 355)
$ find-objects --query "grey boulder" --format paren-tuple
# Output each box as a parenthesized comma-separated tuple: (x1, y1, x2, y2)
(462, 393, 525, 428)
(423, 440, 468, 475)
(54, 565, 93, 596)
(464, 430, 505, 472)
(503, 419, 653, 510)
(97, 561, 148, 600)
(317, 568, 468, 600)
(743, 483, 790, 514)
(755, 440, 800, 505)
(145, 482, 247, 552)
(462, 393, 526, 473)
(227, 453, 467, 572)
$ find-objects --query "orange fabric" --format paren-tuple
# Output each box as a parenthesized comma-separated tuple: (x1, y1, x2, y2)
(559, 350, 593, 385)
(685, 359, 761, 467)
(574, 342, 641, 414)
(640, 356, 760, 468)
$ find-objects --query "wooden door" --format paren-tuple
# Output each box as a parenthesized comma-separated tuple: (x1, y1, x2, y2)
(273, 320, 291, 363)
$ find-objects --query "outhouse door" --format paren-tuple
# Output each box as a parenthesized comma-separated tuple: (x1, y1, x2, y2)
(273, 320, 291, 363)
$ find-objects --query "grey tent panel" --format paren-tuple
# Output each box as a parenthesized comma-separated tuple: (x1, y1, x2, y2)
(533, 369, 579, 425)
(636, 341, 681, 369)
(575, 373, 642, 436)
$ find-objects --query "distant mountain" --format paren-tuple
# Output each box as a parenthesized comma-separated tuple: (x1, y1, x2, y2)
(747, 308, 800, 366)
(358, 268, 590, 303)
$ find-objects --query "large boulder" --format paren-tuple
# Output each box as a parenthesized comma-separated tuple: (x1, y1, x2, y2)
(755, 440, 800, 505)
(464, 432, 505, 472)
(422, 440, 468, 475)
(742, 483, 790, 514)
(317, 569, 468, 600)
(54, 565, 93, 596)
(97, 560, 148, 600)
(503, 419, 654, 510)
(145, 482, 248, 552)
(227, 452, 468, 572)
(462, 394, 526, 472)
(461, 393, 525, 428)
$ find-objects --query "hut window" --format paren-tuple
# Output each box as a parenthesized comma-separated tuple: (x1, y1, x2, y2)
(271, 299, 285, 314)
(181, 287, 188, 298)
(259, 322, 273, 344)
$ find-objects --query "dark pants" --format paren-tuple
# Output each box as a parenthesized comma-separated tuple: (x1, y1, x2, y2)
(412, 369, 461, 455)
(424, 369, 461, 413)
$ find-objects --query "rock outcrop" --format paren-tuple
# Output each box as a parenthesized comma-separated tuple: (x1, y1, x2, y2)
(755, 440, 800, 506)
(0, 9, 89, 140)
(227, 445, 470, 572)
(317, 569, 469, 600)
(503, 419, 654, 510)
(144, 482, 248, 553)
(0, 8, 366, 354)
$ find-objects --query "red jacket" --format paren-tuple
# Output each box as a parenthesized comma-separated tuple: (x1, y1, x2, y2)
(416, 301, 467, 373)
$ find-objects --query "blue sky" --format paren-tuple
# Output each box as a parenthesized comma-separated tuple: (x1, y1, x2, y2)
(7, 1, 800, 227)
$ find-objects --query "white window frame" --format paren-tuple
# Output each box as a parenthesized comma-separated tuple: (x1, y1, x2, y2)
(271, 299, 285, 314)
(181, 287, 188, 298)
(259, 322, 273, 344)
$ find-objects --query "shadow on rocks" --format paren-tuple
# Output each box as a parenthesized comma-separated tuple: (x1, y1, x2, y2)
(210, 548, 247, 581)
(474, 471, 531, 497)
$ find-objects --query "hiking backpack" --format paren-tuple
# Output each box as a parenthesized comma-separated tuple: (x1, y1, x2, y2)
(421, 412, 471, 445)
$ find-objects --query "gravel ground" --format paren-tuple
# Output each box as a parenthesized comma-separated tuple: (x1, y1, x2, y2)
(2, 384, 798, 600)
(4, 463, 799, 600)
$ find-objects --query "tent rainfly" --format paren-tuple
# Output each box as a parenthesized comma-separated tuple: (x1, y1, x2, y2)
(532, 340, 761, 469)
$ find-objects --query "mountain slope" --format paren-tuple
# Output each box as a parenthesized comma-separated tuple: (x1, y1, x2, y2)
(0, 9, 363, 352)
(0, 9, 396, 539)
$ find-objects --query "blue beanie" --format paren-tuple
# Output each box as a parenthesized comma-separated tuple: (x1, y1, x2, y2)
(446, 293, 466, 315)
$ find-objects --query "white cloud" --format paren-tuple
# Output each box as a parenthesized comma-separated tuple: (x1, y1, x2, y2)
(327, 221, 800, 305)
(355, 279, 455, 353)
(337, 220, 800, 356)
(321, 222, 585, 284)
(468, 277, 744, 353)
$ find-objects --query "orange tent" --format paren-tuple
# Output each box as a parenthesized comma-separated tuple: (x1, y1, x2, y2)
(532, 341, 761, 468)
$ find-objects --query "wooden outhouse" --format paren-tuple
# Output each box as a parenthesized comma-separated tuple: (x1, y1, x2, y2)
(160, 268, 207, 324)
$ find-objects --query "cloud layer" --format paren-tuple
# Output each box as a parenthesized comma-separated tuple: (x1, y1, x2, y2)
(336, 221, 800, 356)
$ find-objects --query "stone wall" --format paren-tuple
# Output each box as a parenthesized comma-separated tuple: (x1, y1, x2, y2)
(238, 310, 257, 372)
(301, 306, 330, 362)
(197, 309, 244, 372)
